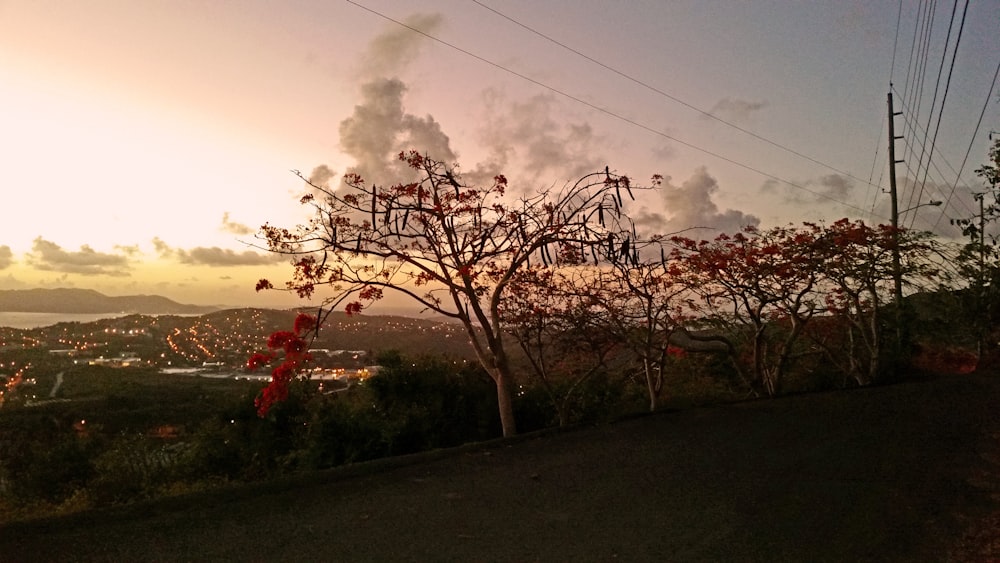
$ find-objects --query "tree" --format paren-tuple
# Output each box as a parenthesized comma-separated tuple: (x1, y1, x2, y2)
(787, 219, 938, 386)
(588, 243, 688, 411)
(950, 138, 1000, 361)
(502, 265, 624, 427)
(256, 152, 641, 436)
(669, 224, 827, 396)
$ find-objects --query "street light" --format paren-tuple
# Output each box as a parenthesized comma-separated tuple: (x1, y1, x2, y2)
(899, 200, 943, 215)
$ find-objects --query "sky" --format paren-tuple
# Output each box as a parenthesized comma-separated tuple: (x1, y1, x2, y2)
(1, 0, 998, 311)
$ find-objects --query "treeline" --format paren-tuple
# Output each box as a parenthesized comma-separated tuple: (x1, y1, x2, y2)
(255, 150, 998, 437)
(0, 353, 651, 522)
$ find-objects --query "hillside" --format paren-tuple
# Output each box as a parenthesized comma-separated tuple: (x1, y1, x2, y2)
(0, 307, 477, 367)
(0, 288, 218, 315)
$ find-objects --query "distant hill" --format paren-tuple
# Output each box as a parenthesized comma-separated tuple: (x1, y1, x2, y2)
(0, 288, 220, 315)
(197, 308, 478, 359)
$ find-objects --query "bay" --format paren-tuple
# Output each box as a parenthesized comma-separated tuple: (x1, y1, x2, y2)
(0, 312, 130, 330)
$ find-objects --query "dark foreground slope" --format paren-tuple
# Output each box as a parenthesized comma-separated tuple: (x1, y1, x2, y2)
(2, 375, 999, 562)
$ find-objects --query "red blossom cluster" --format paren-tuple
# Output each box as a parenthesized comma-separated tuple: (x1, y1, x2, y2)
(250, 312, 317, 417)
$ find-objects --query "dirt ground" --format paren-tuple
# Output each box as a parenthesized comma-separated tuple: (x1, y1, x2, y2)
(2, 374, 999, 562)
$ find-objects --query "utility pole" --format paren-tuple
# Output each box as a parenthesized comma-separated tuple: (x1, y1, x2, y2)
(888, 91, 904, 352)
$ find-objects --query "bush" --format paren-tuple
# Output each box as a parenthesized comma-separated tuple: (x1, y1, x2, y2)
(362, 354, 500, 454)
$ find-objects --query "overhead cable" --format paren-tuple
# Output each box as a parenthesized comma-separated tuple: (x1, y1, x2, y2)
(344, 0, 882, 218)
(931, 56, 1000, 230)
(909, 0, 968, 229)
(469, 0, 881, 192)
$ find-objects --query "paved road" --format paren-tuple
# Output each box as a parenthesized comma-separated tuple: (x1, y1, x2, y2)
(2, 374, 998, 562)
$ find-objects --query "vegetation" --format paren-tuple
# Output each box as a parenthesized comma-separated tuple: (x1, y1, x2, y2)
(0, 353, 629, 523)
(255, 153, 951, 430)
(2, 142, 998, 524)
(950, 138, 1000, 361)
(257, 152, 645, 436)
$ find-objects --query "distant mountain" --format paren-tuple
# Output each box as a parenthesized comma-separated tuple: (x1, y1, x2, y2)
(0, 288, 220, 315)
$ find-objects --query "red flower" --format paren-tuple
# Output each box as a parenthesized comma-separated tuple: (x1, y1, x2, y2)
(293, 313, 317, 336)
(267, 331, 298, 350)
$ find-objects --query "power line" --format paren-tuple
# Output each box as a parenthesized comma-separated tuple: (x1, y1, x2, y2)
(905, 0, 952, 221)
(343, 0, 882, 218)
(468, 0, 881, 193)
(891, 90, 975, 219)
(900, 0, 934, 188)
(890, 0, 905, 85)
(900, 0, 938, 215)
(932, 56, 1000, 230)
(900, 0, 929, 123)
(910, 0, 968, 229)
(866, 113, 888, 220)
(886, 94, 969, 236)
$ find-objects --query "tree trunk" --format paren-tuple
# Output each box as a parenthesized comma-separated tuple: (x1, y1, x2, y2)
(555, 402, 569, 428)
(643, 358, 659, 412)
(493, 370, 518, 437)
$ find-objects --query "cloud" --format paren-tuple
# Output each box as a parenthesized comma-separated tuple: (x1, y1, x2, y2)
(761, 173, 855, 205)
(471, 92, 605, 185)
(115, 244, 141, 256)
(358, 13, 444, 79)
(815, 174, 853, 200)
(221, 212, 255, 236)
(332, 14, 457, 184)
(703, 97, 768, 124)
(335, 12, 612, 193)
(0, 274, 28, 290)
(306, 165, 337, 191)
(338, 77, 456, 184)
(0, 246, 13, 270)
(40, 274, 72, 287)
(27, 237, 132, 276)
(153, 237, 286, 267)
(179, 247, 286, 267)
(634, 167, 760, 236)
(152, 237, 172, 257)
(649, 141, 676, 162)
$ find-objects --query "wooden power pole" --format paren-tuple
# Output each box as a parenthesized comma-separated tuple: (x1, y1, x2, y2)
(888, 91, 904, 353)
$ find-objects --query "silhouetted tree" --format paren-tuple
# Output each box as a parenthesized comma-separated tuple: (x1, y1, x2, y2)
(810, 219, 938, 385)
(257, 152, 643, 436)
(586, 243, 688, 411)
(503, 265, 624, 426)
(950, 138, 1000, 362)
(670, 224, 827, 396)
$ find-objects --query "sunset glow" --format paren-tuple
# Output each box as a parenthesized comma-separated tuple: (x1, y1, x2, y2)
(1, 1, 997, 309)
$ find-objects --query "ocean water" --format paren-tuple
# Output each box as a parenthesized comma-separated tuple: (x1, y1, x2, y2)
(0, 312, 130, 330)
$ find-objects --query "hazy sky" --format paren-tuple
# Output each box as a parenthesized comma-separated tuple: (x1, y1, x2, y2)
(1, 0, 998, 310)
